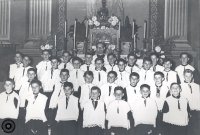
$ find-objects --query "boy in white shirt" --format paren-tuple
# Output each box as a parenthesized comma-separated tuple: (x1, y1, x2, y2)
(92, 58, 107, 87)
(36, 50, 52, 80)
(9, 52, 23, 79)
(130, 84, 158, 135)
(58, 51, 73, 71)
(162, 83, 189, 135)
(80, 52, 95, 72)
(68, 57, 85, 92)
(106, 86, 132, 135)
(92, 42, 108, 65)
(116, 58, 130, 87)
(150, 52, 164, 72)
(104, 53, 118, 73)
(82, 86, 106, 135)
(175, 52, 195, 83)
(0, 79, 20, 135)
(54, 82, 79, 135)
(125, 53, 140, 73)
(181, 69, 200, 135)
(163, 58, 178, 88)
(25, 79, 48, 135)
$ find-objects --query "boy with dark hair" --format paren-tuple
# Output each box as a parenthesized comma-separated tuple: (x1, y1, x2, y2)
(58, 51, 73, 71)
(80, 52, 95, 72)
(125, 53, 140, 73)
(105, 53, 118, 73)
(150, 52, 164, 72)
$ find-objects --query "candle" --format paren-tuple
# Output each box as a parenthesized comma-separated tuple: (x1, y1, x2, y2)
(86, 20, 88, 38)
(152, 38, 154, 50)
(73, 20, 76, 49)
(118, 21, 121, 38)
(132, 20, 135, 39)
(64, 21, 67, 38)
(55, 35, 57, 50)
(134, 34, 136, 50)
(144, 20, 147, 39)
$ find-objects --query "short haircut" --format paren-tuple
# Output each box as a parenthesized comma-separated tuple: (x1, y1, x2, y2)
(42, 49, 51, 55)
(143, 57, 152, 64)
(150, 52, 159, 58)
(27, 68, 37, 74)
(127, 53, 137, 59)
(83, 71, 94, 78)
(163, 58, 172, 64)
(114, 86, 124, 93)
(117, 58, 127, 65)
(154, 71, 165, 78)
(180, 52, 190, 58)
(15, 51, 23, 57)
(184, 69, 193, 75)
(85, 52, 93, 56)
(108, 71, 118, 78)
(170, 82, 181, 90)
(31, 79, 42, 87)
(95, 57, 104, 63)
(107, 53, 117, 59)
(64, 82, 74, 89)
(5, 78, 15, 86)
(96, 42, 106, 48)
(60, 69, 69, 75)
(50, 56, 60, 62)
(129, 72, 140, 79)
(72, 57, 83, 63)
(62, 51, 71, 56)
(23, 55, 31, 60)
(140, 84, 150, 91)
(91, 86, 101, 95)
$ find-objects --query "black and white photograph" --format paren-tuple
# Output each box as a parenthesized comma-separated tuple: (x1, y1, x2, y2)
(0, 0, 200, 135)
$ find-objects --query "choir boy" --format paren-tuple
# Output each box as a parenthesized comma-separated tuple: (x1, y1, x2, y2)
(150, 52, 164, 72)
(175, 52, 195, 83)
(104, 53, 118, 73)
(92, 58, 107, 87)
(0, 79, 20, 135)
(162, 83, 189, 135)
(54, 82, 79, 135)
(68, 57, 85, 92)
(9, 52, 23, 79)
(163, 58, 178, 88)
(125, 72, 140, 103)
(14, 55, 32, 91)
(82, 86, 106, 135)
(92, 42, 108, 65)
(79, 71, 95, 109)
(36, 49, 52, 80)
(181, 69, 200, 135)
(125, 53, 140, 73)
(130, 84, 158, 135)
(100, 71, 118, 106)
(25, 79, 48, 135)
(106, 86, 132, 135)
(80, 52, 95, 72)
(139, 57, 154, 85)
(58, 51, 74, 71)
(115, 58, 130, 87)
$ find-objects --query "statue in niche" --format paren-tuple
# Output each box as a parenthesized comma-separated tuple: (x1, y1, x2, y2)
(97, 0, 109, 22)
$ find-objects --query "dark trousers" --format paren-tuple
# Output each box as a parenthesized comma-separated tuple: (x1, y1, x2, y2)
(0, 119, 18, 135)
(187, 111, 200, 135)
(83, 126, 104, 135)
(109, 127, 128, 135)
(56, 120, 77, 135)
(163, 122, 187, 135)
(25, 120, 48, 135)
(134, 124, 154, 135)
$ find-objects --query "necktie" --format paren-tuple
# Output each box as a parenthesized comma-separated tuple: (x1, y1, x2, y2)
(64, 63, 67, 69)
(111, 65, 114, 71)
(153, 66, 156, 72)
(58, 83, 64, 96)
(51, 69, 54, 79)
(33, 95, 38, 104)
(6, 95, 9, 102)
(66, 97, 69, 109)
(98, 72, 101, 82)
(144, 71, 147, 80)
(188, 84, 193, 94)
(23, 68, 25, 76)
(156, 86, 161, 97)
(87, 65, 89, 71)
(144, 99, 146, 107)
(166, 73, 168, 82)
(92, 100, 98, 109)
(178, 99, 181, 110)
(45, 62, 47, 70)
(131, 67, 133, 73)
(76, 70, 78, 79)
(109, 86, 112, 96)
(120, 72, 122, 80)
(134, 89, 136, 94)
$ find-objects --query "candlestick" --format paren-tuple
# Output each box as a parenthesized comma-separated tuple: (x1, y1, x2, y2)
(144, 20, 147, 39)
(119, 21, 121, 38)
(55, 35, 57, 50)
(134, 34, 136, 50)
(73, 20, 76, 49)
(132, 20, 135, 39)
(65, 21, 67, 38)
(86, 20, 88, 38)
(152, 38, 154, 51)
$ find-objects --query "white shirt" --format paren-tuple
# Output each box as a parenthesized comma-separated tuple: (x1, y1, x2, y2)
(9, 63, 23, 79)
(25, 93, 47, 123)
(55, 95, 79, 122)
(106, 100, 131, 129)
(175, 64, 195, 83)
(92, 55, 109, 65)
(150, 65, 164, 72)
(58, 62, 74, 71)
(0, 91, 20, 119)
(126, 84, 140, 103)
(92, 70, 107, 87)
(163, 96, 189, 126)
(163, 70, 178, 88)
(115, 70, 130, 87)
(68, 69, 85, 92)
(104, 64, 118, 73)
(181, 82, 200, 111)
(125, 65, 141, 73)
(83, 100, 105, 128)
(129, 96, 158, 127)
(139, 68, 154, 85)
(100, 83, 117, 101)
(36, 60, 52, 80)
(80, 64, 95, 72)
